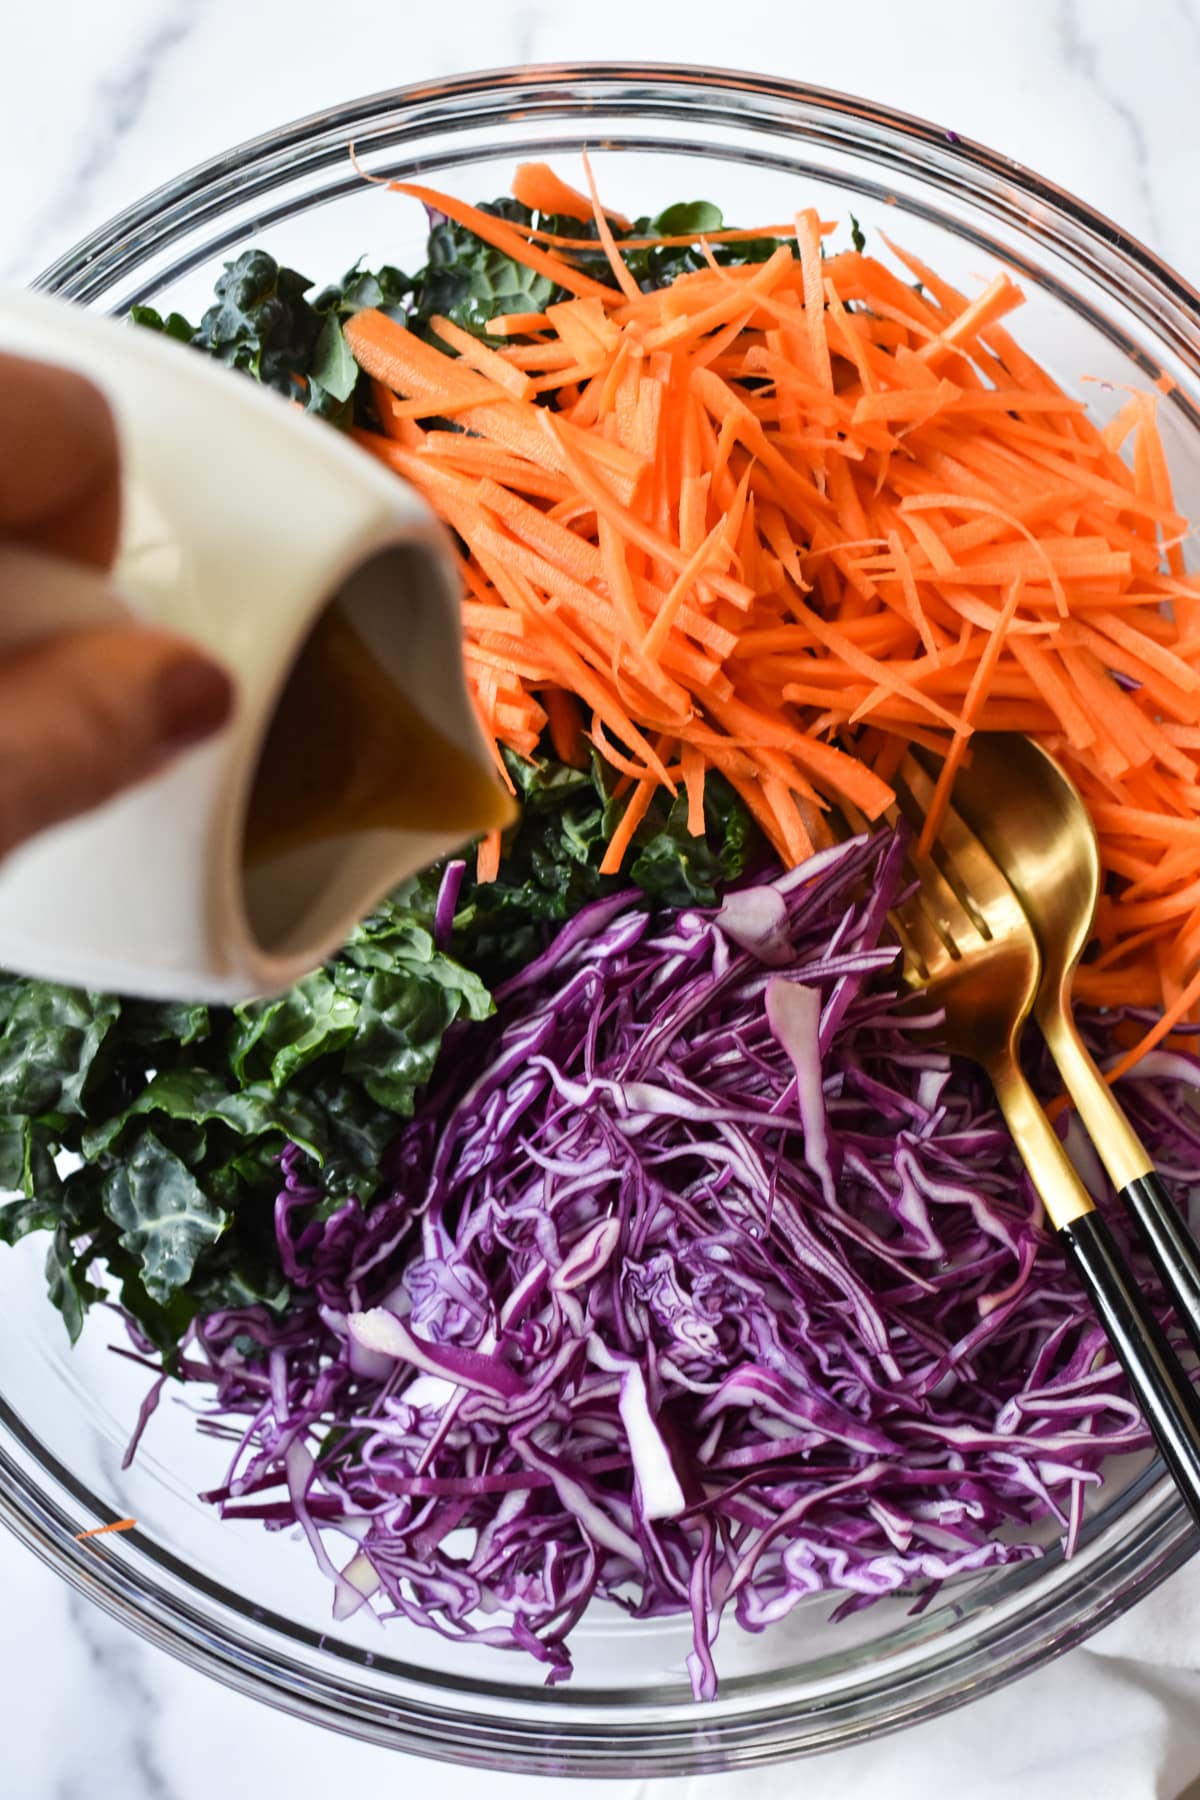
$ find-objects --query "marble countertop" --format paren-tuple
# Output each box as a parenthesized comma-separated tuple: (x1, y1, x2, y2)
(4, 2, 1200, 1795)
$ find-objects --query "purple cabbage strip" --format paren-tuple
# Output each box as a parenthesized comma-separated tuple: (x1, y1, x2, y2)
(147, 829, 1200, 1698)
(433, 859, 466, 954)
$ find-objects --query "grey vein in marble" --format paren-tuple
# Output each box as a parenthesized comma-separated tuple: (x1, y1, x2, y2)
(1174, 0, 1200, 46)
(1057, 0, 1163, 245)
(2, 0, 204, 281)
(510, 5, 547, 65)
(65, 1589, 177, 1800)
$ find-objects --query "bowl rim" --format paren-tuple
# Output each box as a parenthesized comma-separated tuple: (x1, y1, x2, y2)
(14, 57, 1200, 1774)
(34, 58, 1200, 326)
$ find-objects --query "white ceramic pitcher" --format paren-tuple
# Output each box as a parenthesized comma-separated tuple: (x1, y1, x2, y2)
(0, 289, 511, 1002)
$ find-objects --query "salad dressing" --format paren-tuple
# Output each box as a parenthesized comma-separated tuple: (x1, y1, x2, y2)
(243, 600, 510, 868)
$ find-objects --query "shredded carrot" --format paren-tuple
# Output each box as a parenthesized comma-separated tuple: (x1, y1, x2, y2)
(512, 160, 632, 229)
(582, 150, 641, 305)
(385, 181, 615, 301)
(76, 1518, 136, 1541)
(600, 776, 657, 874)
(429, 314, 534, 401)
(1103, 963, 1200, 1086)
(917, 574, 1025, 856)
(338, 161, 1200, 1046)
(476, 829, 503, 883)
(542, 687, 588, 767)
(681, 742, 707, 835)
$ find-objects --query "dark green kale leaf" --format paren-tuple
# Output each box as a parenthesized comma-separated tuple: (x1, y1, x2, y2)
(652, 200, 725, 237)
(45, 1223, 104, 1345)
(630, 775, 755, 910)
(0, 1118, 62, 1242)
(338, 914, 492, 1112)
(132, 252, 414, 429)
(0, 985, 119, 1117)
(307, 260, 415, 423)
(79, 1069, 325, 1166)
(192, 251, 323, 396)
(0, 1112, 62, 1197)
(117, 997, 211, 1050)
(312, 261, 412, 320)
(346, 962, 492, 1112)
(408, 201, 560, 337)
(129, 304, 197, 342)
(445, 745, 762, 986)
(304, 1073, 406, 1202)
(310, 312, 360, 404)
(229, 969, 359, 1087)
(101, 1132, 227, 1303)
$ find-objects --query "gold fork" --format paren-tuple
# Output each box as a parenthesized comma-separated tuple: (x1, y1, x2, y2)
(844, 759, 1200, 1526)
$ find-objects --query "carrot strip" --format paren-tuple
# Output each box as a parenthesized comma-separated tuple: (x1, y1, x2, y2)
(917, 575, 1025, 855)
(477, 830, 503, 883)
(542, 688, 589, 768)
(600, 777, 657, 874)
(512, 161, 632, 228)
(386, 181, 615, 300)
(484, 310, 554, 337)
(429, 314, 535, 400)
(642, 518, 735, 662)
(345, 310, 496, 406)
(581, 150, 642, 304)
(681, 743, 707, 836)
(75, 1519, 137, 1542)
(795, 209, 833, 393)
(1104, 964, 1200, 1083)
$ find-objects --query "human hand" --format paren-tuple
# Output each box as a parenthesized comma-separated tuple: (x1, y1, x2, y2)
(0, 354, 233, 858)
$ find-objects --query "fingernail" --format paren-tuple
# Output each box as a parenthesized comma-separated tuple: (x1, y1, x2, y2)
(154, 654, 235, 754)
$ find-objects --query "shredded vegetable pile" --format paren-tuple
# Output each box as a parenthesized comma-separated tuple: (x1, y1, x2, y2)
(343, 166, 1200, 1030)
(177, 832, 1200, 1695)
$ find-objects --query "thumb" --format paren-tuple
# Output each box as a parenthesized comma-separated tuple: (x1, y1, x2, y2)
(0, 623, 234, 859)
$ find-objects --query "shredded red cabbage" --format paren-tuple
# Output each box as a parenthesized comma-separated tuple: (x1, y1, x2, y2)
(164, 830, 1200, 1697)
(433, 858, 466, 955)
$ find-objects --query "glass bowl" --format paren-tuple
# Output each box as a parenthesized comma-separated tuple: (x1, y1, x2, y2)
(7, 62, 1200, 1778)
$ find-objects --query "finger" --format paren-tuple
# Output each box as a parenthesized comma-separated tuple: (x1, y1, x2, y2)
(0, 625, 234, 860)
(0, 355, 121, 567)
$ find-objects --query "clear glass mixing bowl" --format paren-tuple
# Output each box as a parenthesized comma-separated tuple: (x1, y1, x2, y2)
(6, 63, 1200, 1778)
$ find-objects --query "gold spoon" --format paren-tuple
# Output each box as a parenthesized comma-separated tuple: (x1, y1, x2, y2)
(845, 762, 1200, 1525)
(942, 732, 1200, 1364)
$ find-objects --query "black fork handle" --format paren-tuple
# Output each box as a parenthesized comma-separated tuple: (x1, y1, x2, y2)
(1061, 1209, 1200, 1531)
(1117, 1173, 1200, 1368)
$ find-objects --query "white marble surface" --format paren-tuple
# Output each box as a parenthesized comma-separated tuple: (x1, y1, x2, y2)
(5, 1, 1200, 1795)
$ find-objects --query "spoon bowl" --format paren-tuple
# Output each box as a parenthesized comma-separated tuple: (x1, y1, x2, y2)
(944, 734, 1101, 1022)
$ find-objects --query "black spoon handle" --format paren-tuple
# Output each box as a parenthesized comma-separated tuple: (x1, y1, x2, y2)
(1037, 1012, 1200, 1368)
(1117, 1173, 1200, 1367)
(1061, 1209, 1200, 1531)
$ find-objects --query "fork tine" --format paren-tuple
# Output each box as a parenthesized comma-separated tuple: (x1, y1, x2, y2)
(890, 775, 987, 959)
(839, 778, 984, 970)
(891, 888, 951, 985)
(900, 752, 1029, 944)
